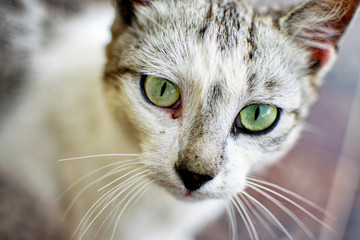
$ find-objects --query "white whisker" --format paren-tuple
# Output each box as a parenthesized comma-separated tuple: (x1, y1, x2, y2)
(247, 183, 315, 239)
(100, 165, 141, 185)
(79, 188, 118, 239)
(76, 172, 151, 240)
(61, 160, 145, 220)
(225, 199, 238, 240)
(98, 163, 148, 191)
(247, 176, 333, 219)
(247, 179, 332, 231)
(240, 194, 278, 239)
(81, 175, 151, 240)
(57, 161, 126, 203)
(92, 207, 118, 240)
(110, 180, 154, 240)
(99, 169, 151, 197)
(100, 161, 146, 179)
(230, 197, 254, 240)
(73, 185, 119, 239)
(124, 181, 155, 216)
(80, 169, 151, 233)
(242, 191, 293, 240)
(58, 153, 140, 162)
(230, 198, 252, 240)
(62, 176, 104, 221)
(92, 179, 154, 240)
(233, 195, 259, 240)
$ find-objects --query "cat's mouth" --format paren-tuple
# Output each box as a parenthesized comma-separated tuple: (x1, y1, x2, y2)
(170, 188, 210, 201)
(160, 181, 224, 201)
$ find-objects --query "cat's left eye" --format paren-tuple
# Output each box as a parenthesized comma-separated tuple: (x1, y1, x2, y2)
(235, 104, 279, 133)
(142, 75, 180, 108)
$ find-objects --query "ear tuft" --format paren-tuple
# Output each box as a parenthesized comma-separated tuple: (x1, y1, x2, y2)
(281, 0, 359, 71)
(115, 0, 151, 25)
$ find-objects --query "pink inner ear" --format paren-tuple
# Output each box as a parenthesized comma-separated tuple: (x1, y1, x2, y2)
(311, 48, 331, 67)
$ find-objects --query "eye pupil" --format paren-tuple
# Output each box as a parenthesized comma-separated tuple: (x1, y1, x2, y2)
(160, 82, 167, 97)
(254, 106, 260, 121)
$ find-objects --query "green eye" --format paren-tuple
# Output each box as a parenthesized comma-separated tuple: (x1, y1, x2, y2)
(237, 104, 279, 133)
(143, 75, 180, 108)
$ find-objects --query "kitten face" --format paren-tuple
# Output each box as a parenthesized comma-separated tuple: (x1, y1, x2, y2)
(105, 0, 358, 200)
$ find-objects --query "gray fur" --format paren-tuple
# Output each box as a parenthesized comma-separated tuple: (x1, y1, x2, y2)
(0, 0, 102, 115)
(0, 0, 29, 113)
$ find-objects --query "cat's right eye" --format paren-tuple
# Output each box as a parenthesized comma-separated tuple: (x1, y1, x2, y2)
(141, 75, 181, 108)
(235, 104, 280, 134)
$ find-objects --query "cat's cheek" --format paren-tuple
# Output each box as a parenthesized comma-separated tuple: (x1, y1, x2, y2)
(221, 141, 252, 194)
(142, 137, 184, 193)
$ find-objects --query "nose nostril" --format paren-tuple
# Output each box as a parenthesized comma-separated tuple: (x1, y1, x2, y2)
(176, 169, 213, 191)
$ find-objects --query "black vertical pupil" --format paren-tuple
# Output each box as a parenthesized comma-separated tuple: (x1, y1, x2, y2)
(254, 106, 260, 121)
(160, 82, 167, 96)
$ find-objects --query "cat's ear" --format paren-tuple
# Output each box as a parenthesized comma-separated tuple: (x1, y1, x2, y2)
(114, 0, 151, 25)
(280, 0, 359, 74)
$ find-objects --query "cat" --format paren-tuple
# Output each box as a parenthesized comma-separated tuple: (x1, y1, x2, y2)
(0, 0, 358, 239)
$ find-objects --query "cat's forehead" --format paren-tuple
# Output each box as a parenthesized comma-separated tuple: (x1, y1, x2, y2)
(135, 0, 255, 51)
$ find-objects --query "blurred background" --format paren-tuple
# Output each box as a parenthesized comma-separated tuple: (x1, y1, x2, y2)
(1, 0, 358, 239)
(199, 0, 360, 239)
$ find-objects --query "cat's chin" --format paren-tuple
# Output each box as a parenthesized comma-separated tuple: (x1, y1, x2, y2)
(162, 184, 225, 202)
